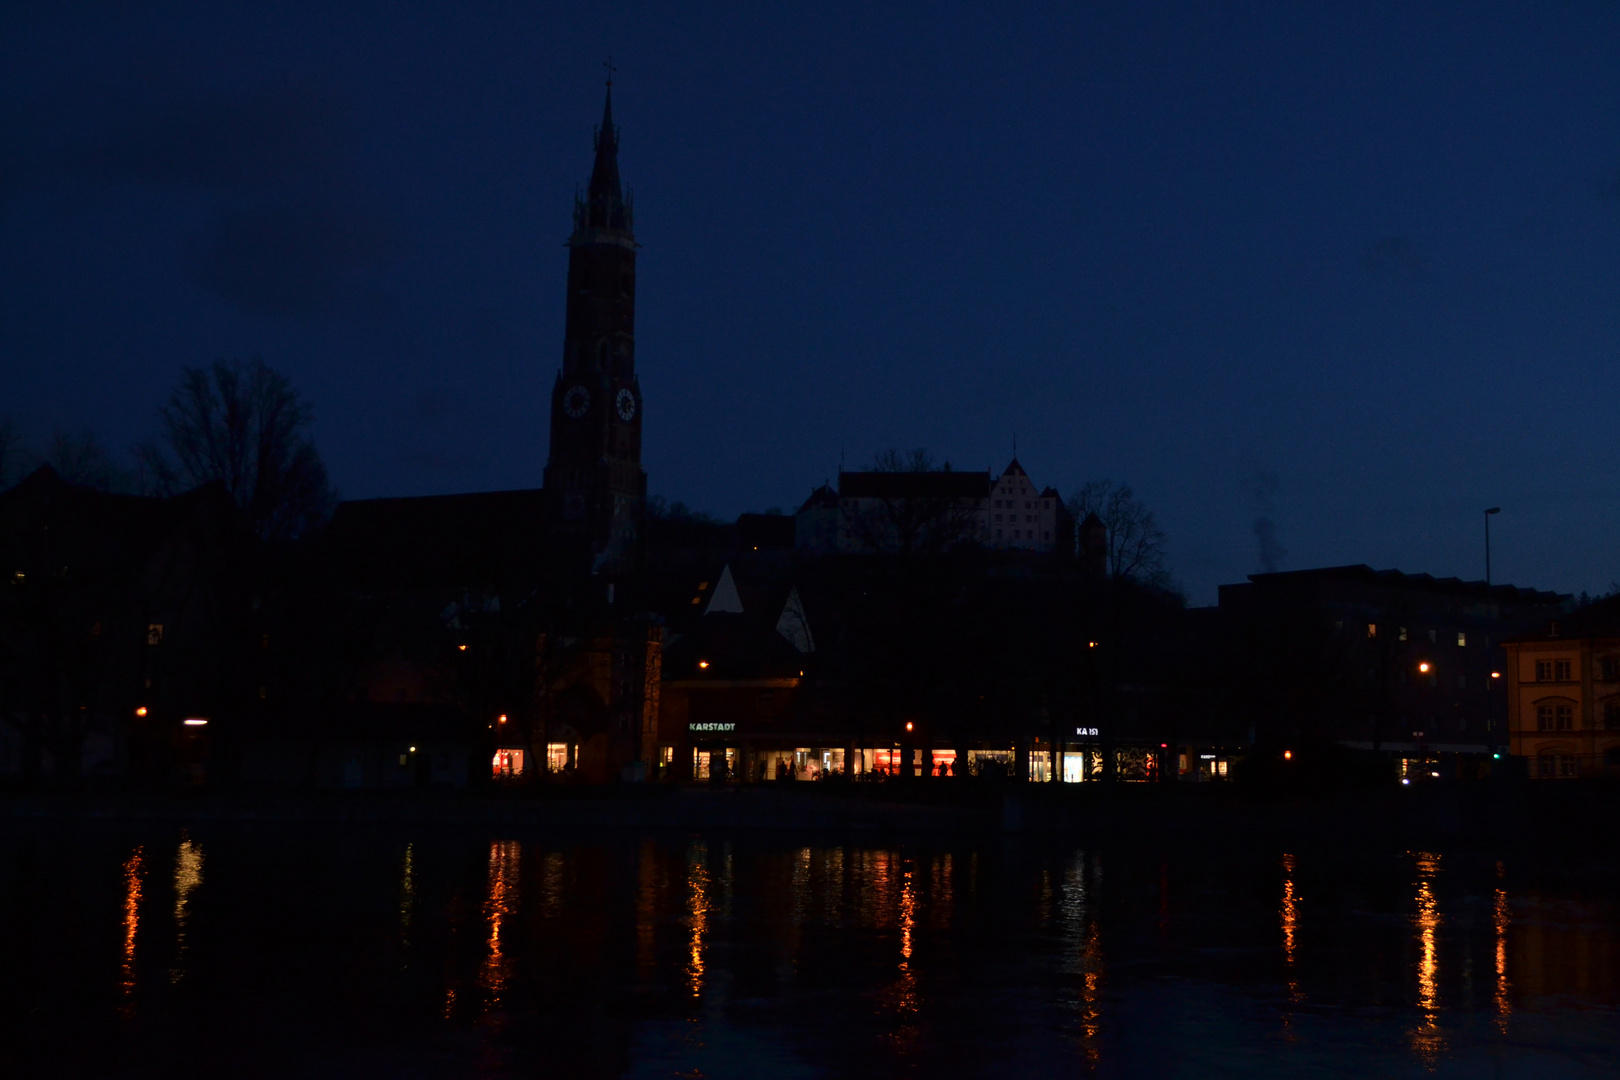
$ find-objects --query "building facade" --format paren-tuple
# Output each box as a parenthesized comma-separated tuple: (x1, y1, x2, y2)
(1218, 565, 1569, 762)
(986, 459, 1065, 552)
(796, 458, 1071, 555)
(1505, 599, 1620, 778)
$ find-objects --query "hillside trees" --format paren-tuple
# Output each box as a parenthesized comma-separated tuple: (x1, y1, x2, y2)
(139, 357, 335, 541)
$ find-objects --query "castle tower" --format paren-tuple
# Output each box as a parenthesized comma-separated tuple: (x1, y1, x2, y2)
(544, 80, 646, 571)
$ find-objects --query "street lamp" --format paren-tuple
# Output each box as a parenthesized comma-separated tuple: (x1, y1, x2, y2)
(1484, 507, 1501, 586)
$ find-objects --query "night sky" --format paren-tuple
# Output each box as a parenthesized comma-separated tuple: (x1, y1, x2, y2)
(4, 3, 1618, 603)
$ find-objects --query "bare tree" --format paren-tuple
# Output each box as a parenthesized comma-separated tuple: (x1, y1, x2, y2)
(846, 448, 983, 556)
(0, 417, 23, 490)
(44, 430, 130, 492)
(139, 357, 335, 540)
(1067, 480, 1170, 585)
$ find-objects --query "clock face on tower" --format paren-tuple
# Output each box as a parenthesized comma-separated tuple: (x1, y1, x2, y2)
(563, 385, 590, 418)
(615, 388, 636, 421)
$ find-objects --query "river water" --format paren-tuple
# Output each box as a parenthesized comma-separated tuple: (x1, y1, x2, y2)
(1, 824, 1615, 1078)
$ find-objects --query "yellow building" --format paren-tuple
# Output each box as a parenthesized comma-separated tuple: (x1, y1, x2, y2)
(1505, 599, 1620, 778)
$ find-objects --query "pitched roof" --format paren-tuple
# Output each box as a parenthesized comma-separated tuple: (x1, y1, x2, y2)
(839, 470, 989, 500)
(1245, 564, 1568, 605)
(796, 484, 838, 513)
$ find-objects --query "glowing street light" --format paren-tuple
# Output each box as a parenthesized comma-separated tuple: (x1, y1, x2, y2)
(498, 714, 507, 724)
(1418, 662, 1431, 674)
(134, 706, 148, 717)
(182, 718, 208, 727)
(697, 659, 709, 669)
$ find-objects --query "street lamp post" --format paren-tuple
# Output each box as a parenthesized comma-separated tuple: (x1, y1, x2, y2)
(1484, 507, 1501, 586)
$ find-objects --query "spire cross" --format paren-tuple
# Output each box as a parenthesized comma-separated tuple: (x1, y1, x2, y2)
(604, 56, 616, 86)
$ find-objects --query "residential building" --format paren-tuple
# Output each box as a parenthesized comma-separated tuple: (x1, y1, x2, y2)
(796, 458, 1072, 556)
(1504, 597, 1620, 778)
(1218, 565, 1569, 764)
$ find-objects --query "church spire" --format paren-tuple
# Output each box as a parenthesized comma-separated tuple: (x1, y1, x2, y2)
(574, 71, 632, 237)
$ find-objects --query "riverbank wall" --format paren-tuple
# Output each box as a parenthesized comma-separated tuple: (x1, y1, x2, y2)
(4, 779, 1617, 849)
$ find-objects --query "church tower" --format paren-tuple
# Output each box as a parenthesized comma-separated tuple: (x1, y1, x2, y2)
(544, 80, 646, 570)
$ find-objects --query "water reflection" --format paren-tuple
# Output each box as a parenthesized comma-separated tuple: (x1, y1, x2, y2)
(1061, 852, 1102, 1069)
(1494, 860, 1511, 1033)
(400, 842, 416, 931)
(1279, 852, 1303, 1011)
(637, 840, 658, 978)
(686, 842, 710, 1000)
(171, 834, 203, 983)
(7, 831, 1620, 1078)
(883, 857, 921, 1056)
(1409, 851, 1444, 1067)
(480, 839, 520, 1010)
(119, 846, 142, 1012)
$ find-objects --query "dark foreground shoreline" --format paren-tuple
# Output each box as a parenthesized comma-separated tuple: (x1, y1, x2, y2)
(5, 780, 1618, 850)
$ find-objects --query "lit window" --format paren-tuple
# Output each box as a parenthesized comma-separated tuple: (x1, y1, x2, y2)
(1398, 627, 1407, 642)
(1368, 623, 1378, 639)
(1456, 632, 1466, 647)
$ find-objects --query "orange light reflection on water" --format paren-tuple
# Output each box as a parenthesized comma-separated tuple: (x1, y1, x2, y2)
(479, 840, 521, 1010)
(1494, 859, 1511, 1033)
(1080, 922, 1102, 1067)
(1280, 853, 1302, 1007)
(687, 844, 710, 1000)
(1409, 851, 1444, 1067)
(120, 847, 143, 1011)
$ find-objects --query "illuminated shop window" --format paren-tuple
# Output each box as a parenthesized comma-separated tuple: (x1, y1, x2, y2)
(491, 749, 524, 777)
(546, 743, 570, 771)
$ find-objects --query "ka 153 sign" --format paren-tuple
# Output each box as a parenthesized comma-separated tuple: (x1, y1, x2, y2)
(1074, 726, 1099, 737)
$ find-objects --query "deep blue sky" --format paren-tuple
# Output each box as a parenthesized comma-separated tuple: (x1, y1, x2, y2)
(4, 2, 1618, 603)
